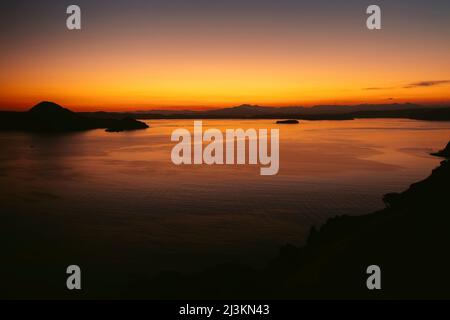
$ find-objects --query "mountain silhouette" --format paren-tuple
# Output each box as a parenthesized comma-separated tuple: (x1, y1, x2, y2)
(28, 101, 74, 115)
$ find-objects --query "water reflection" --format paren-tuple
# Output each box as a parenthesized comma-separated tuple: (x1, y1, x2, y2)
(1, 119, 449, 273)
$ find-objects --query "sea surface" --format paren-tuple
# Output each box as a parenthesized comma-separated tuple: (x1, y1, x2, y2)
(1, 119, 450, 277)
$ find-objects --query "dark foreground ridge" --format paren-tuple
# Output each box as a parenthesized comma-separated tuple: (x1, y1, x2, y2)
(128, 142, 450, 299)
(0, 101, 148, 132)
(431, 141, 450, 158)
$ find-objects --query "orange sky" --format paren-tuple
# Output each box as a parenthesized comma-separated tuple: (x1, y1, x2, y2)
(1, 1, 449, 111)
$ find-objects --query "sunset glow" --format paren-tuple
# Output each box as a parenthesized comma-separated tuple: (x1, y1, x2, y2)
(1, 0, 449, 111)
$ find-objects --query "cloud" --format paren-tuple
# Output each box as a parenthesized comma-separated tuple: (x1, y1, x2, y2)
(404, 80, 450, 89)
(364, 80, 450, 91)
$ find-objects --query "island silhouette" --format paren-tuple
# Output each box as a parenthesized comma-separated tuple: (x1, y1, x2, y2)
(0, 101, 149, 133)
(276, 119, 300, 124)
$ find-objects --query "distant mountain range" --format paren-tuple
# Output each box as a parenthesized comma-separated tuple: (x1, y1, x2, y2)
(201, 103, 429, 116)
(133, 103, 430, 115)
(81, 103, 450, 121)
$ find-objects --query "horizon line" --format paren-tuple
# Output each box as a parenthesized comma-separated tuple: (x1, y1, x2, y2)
(2, 101, 450, 113)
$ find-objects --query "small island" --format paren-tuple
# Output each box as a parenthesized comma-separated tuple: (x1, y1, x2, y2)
(276, 119, 299, 124)
(105, 117, 149, 132)
(0, 101, 149, 133)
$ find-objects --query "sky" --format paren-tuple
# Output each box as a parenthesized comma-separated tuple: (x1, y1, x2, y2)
(0, 0, 449, 111)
